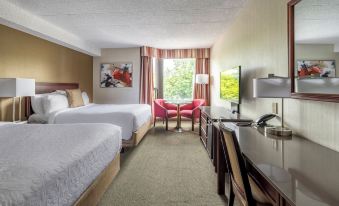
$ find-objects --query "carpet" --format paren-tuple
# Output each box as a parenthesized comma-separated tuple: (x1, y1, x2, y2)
(98, 121, 229, 206)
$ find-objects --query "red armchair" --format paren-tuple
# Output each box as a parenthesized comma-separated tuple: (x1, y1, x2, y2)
(153, 99, 177, 130)
(179, 99, 206, 131)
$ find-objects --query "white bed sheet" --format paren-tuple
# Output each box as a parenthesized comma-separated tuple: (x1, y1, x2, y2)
(47, 104, 152, 140)
(0, 123, 121, 206)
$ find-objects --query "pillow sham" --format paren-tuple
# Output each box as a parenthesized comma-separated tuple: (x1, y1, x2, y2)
(55, 90, 67, 95)
(81, 92, 90, 105)
(42, 93, 69, 114)
(31, 94, 46, 115)
(28, 114, 49, 124)
(66, 89, 84, 108)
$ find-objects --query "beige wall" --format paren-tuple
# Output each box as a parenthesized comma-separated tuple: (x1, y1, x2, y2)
(296, 44, 336, 60)
(0, 24, 93, 121)
(211, 0, 339, 152)
(93, 48, 140, 104)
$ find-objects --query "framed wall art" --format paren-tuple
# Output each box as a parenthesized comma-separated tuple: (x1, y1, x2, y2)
(100, 63, 133, 88)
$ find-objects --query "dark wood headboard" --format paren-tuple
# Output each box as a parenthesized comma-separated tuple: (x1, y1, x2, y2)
(25, 82, 79, 117)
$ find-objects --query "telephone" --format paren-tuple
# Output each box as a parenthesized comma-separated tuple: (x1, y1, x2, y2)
(255, 113, 278, 126)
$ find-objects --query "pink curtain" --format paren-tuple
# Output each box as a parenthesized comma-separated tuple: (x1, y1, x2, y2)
(139, 48, 154, 105)
(142, 46, 209, 59)
(159, 48, 210, 59)
(194, 58, 210, 106)
(140, 46, 210, 105)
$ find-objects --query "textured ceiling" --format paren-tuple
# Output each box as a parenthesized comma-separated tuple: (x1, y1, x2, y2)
(7, 0, 247, 50)
(295, 0, 339, 51)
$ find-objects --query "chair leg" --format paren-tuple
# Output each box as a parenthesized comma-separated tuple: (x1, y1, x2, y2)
(153, 117, 156, 127)
(166, 118, 168, 130)
(192, 117, 194, 131)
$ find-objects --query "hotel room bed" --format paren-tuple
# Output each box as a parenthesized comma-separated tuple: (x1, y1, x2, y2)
(26, 82, 152, 147)
(0, 123, 121, 206)
(47, 103, 151, 141)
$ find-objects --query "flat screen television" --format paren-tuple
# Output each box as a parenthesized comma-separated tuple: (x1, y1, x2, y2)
(220, 66, 241, 104)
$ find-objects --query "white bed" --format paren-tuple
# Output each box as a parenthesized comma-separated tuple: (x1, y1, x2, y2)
(0, 123, 121, 206)
(44, 103, 151, 141)
(26, 83, 152, 147)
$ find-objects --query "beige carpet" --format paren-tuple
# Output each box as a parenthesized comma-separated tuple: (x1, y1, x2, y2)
(98, 121, 229, 206)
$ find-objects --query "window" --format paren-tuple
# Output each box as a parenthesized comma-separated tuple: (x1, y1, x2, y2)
(163, 58, 195, 100)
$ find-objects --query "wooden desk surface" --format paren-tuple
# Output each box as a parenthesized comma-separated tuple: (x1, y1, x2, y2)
(222, 123, 339, 206)
(199, 106, 252, 122)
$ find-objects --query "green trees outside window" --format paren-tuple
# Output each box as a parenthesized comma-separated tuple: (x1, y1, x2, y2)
(163, 59, 195, 100)
(220, 71, 239, 103)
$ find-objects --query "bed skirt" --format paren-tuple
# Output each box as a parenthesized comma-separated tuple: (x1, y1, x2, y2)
(74, 153, 120, 206)
(122, 119, 152, 147)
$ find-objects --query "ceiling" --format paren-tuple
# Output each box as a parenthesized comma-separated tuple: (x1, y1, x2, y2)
(295, 0, 339, 52)
(1, 0, 247, 56)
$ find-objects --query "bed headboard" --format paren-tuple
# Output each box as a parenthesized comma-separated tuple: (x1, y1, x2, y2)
(25, 82, 79, 117)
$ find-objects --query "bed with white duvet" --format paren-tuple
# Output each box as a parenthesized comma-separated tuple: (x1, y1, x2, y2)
(0, 123, 121, 206)
(28, 91, 152, 142)
(46, 103, 151, 141)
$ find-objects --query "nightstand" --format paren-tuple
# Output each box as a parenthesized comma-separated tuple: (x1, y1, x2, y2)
(0, 121, 27, 125)
(15, 121, 28, 124)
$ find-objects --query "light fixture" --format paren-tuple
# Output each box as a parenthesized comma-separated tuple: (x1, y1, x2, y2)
(253, 74, 292, 136)
(0, 78, 35, 122)
(195, 74, 209, 85)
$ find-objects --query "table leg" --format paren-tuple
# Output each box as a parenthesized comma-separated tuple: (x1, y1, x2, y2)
(172, 103, 183, 132)
(217, 131, 226, 195)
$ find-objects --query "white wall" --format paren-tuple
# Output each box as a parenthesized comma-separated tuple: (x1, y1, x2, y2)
(93, 48, 140, 104)
(211, 0, 339, 152)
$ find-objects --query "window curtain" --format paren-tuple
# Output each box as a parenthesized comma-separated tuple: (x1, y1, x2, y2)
(139, 47, 155, 105)
(140, 46, 210, 105)
(194, 58, 210, 105)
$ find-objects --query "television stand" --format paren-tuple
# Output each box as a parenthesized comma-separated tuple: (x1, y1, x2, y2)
(199, 106, 251, 161)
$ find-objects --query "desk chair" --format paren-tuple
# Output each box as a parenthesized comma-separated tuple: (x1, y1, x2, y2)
(219, 124, 273, 206)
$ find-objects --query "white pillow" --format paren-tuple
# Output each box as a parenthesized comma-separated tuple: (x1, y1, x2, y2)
(28, 114, 48, 124)
(31, 94, 47, 114)
(82, 92, 90, 105)
(55, 90, 67, 95)
(42, 93, 69, 114)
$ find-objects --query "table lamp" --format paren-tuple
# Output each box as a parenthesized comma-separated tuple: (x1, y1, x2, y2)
(253, 74, 292, 136)
(195, 74, 209, 103)
(0, 78, 35, 122)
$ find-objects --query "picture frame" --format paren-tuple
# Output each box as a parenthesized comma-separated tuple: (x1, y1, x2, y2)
(296, 60, 336, 78)
(100, 63, 133, 88)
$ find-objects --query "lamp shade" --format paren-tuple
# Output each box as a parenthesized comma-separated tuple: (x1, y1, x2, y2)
(0, 78, 35, 97)
(253, 77, 291, 98)
(196, 74, 209, 84)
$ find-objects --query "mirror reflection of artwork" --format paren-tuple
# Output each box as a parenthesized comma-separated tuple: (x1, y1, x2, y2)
(100, 63, 133, 88)
(297, 60, 336, 78)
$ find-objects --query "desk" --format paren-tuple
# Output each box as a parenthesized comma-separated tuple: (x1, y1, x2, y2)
(217, 123, 339, 206)
(199, 106, 252, 160)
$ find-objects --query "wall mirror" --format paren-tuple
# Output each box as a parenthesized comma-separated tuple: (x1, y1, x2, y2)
(289, 0, 339, 102)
